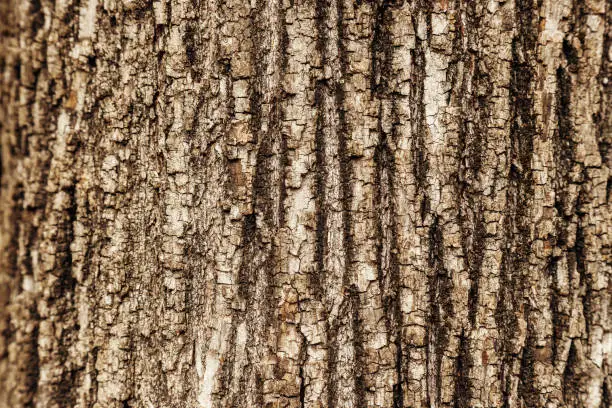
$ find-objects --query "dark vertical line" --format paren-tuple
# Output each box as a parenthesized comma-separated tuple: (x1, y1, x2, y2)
(218, 314, 239, 406)
(327, 0, 351, 405)
(23, 306, 40, 408)
(374, 104, 404, 408)
(313, 86, 327, 300)
(600, 374, 610, 408)
(234, 3, 275, 402)
(277, 0, 288, 229)
(336, 0, 352, 290)
(562, 339, 580, 406)
(326, 318, 339, 408)
(313, 0, 329, 301)
(466, 211, 485, 327)
(498, 0, 538, 405)
(453, 329, 471, 408)
(575, 220, 591, 338)
(410, 9, 430, 223)
(427, 216, 453, 408)
(550, 62, 575, 365)
(455, 1, 487, 335)
(53, 182, 79, 407)
(238, 0, 268, 302)
(371, 2, 404, 406)
(595, 4, 611, 168)
(298, 323, 307, 408)
(408, 4, 433, 406)
(349, 284, 366, 408)
(517, 305, 537, 407)
(547, 255, 563, 364)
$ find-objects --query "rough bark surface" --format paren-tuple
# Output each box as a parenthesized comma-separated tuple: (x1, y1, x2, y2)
(0, 0, 610, 407)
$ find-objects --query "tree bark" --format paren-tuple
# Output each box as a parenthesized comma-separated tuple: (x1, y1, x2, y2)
(0, 0, 610, 407)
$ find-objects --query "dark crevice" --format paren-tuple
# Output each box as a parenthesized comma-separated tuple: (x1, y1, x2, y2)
(453, 330, 471, 408)
(575, 221, 592, 339)
(323, 0, 351, 406)
(349, 285, 367, 408)
(410, 11, 431, 224)
(562, 339, 581, 406)
(326, 318, 339, 408)
(548, 255, 567, 364)
(313, 79, 327, 300)
(313, 0, 330, 301)
(498, 1, 537, 404)
(517, 305, 538, 407)
(218, 314, 239, 405)
(601, 376, 610, 408)
(426, 216, 453, 408)
(370, 2, 404, 404)
(374, 105, 404, 408)
(336, 0, 353, 293)
(23, 304, 40, 408)
(393, 336, 404, 408)
(298, 365, 306, 408)
(466, 209, 485, 327)
(370, 0, 397, 96)
(30, 0, 45, 35)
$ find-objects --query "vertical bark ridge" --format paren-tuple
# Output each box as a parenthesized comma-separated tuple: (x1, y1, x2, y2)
(85, 4, 156, 407)
(185, 0, 249, 404)
(253, 0, 316, 406)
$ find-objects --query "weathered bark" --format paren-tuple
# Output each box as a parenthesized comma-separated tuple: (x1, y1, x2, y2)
(0, 0, 610, 407)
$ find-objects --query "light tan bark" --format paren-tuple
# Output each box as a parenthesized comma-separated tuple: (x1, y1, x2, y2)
(0, 0, 610, 407)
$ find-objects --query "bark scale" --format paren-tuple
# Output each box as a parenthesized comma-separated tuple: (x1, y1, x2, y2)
(0, 0, 610, 407)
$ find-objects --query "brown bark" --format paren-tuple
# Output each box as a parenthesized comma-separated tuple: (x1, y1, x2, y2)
(0, 0, 610, 407)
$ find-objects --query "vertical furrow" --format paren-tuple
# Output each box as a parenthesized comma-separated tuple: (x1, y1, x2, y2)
(453, 3, 483, 406)
(341, 1, 396, 406)
(496, 1, 539, 406)
(461, 1, 514, 406)
(371, 2, 405, 407)
(302, 0, 347, 405)
(385, 2, 415, 407)
(401, 3, 431, 405)
(526, 0, 586, 405)
(326, 0, 358, 405)
(409, 1, 469, 407)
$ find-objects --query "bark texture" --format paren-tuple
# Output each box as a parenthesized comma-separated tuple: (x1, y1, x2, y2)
(0, 0, 610, 407)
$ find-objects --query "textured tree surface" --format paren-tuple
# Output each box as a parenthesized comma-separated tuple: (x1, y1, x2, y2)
(0, 0, 610, 407)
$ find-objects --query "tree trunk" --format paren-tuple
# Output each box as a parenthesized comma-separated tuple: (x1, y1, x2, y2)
(0, 0, 610, 407)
